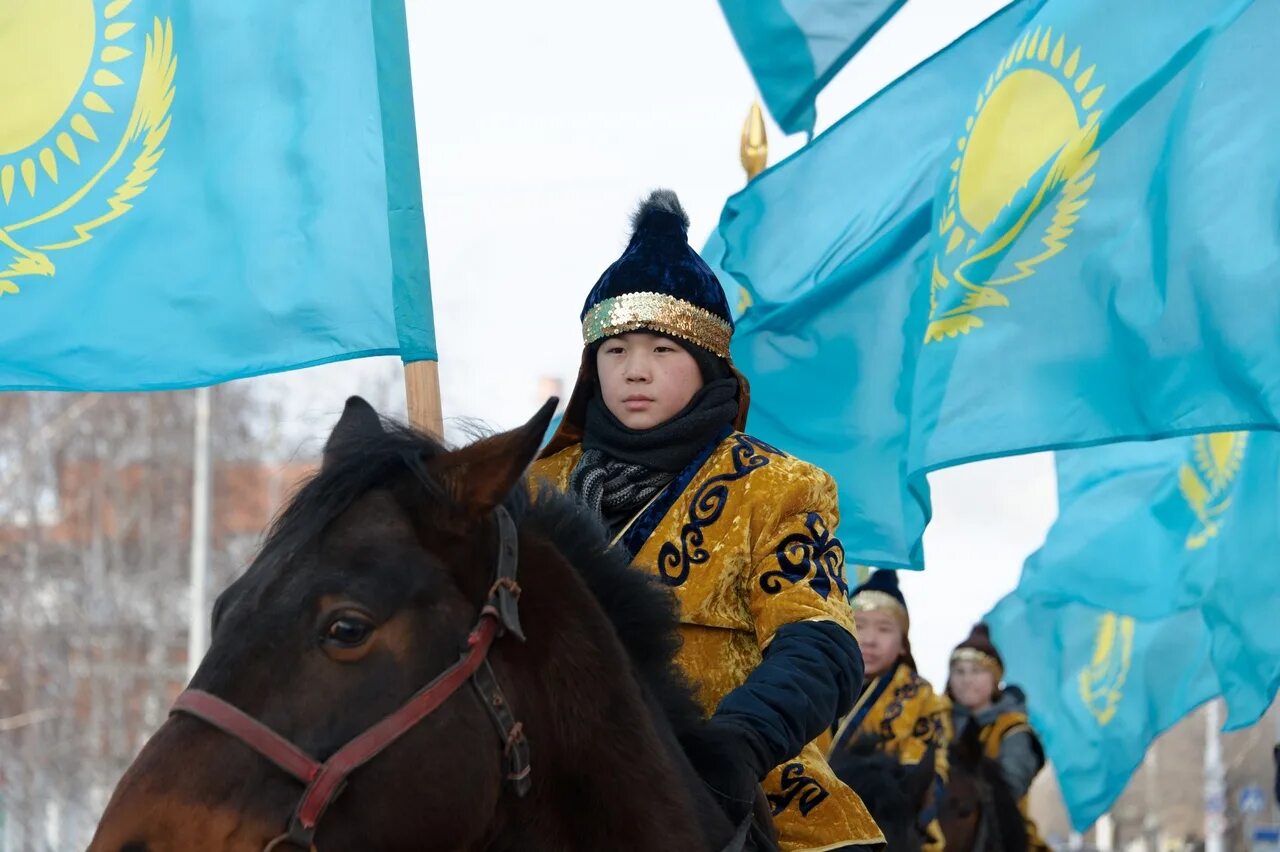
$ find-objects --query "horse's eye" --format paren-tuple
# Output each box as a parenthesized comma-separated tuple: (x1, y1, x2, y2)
(324, 616, 373, 648)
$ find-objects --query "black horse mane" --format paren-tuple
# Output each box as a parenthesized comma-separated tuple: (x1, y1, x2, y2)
(828, 735, 921, 830)
(518, 483, 708, 736)
(253, 423, 451, 574)
(252, 420, 705, 738)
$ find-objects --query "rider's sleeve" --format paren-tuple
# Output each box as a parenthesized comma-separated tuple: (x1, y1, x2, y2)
(712, 463, 864, 771)
(996, 727, 1045, 798)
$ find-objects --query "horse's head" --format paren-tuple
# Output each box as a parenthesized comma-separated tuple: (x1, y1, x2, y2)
(829, 736, 936, 852)
(940, 720, 1028, 852)
(90, 397, 556, 852)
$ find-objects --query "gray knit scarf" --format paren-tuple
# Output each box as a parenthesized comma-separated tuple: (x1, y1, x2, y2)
(569, 377, 738, 535)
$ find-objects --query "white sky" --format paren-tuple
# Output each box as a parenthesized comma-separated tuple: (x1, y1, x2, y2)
(250, 0, 1057, 687)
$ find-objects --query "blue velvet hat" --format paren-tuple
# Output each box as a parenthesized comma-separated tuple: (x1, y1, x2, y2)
(579, 190, 734, 359)
(852, 570, 909, 629)
(540, 190, 749, 459)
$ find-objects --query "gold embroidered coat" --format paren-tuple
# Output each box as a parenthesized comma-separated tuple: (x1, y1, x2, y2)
(532, 432, 882, 852)
(829, 662, 952, 852)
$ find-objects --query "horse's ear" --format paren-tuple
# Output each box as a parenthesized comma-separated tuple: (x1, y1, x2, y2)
(324, 396, 385, 469)
(907, 745, 937, 816)
(429, 398, 558, 514)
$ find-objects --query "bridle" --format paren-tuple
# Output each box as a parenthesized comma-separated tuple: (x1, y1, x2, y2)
(169, 505, 531, 851)
(168, 499, 759, 852)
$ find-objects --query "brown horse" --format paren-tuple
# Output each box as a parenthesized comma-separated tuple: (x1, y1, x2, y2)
(939, 722, 1027, 852)
(90, 397, 771, 852)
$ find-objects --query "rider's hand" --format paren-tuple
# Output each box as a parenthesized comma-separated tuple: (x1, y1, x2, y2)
(681, 716, 770, 824)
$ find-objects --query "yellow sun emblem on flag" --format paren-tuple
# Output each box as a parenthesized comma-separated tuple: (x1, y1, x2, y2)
(1078, 611, 1133, 727)
(0, 0, 175, 297)
(926, 26, 1104, 343)
(1179, 431, 1248, 551)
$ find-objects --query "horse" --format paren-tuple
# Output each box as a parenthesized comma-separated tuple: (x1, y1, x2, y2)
(89, 397, 777, 852)
(829, 736, 937, 852)
(939, 721, 1027, 852)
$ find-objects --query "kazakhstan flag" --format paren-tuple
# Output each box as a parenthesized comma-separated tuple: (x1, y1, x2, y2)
(988, 593, 1219, 830)
(1015, 435, 1247, 619)
(0, 1, 433, 391)
(990, 430, 1280, 826)
(717, 0, 906, 136)
(1021, 431, 1280, 727)
(910, 0, 1280, 475)
(716, 0, 1045, 568)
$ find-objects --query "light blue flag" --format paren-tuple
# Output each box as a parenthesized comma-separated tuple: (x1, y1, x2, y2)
(1201, 547, 1280, 728)
(1024, 432, 1280, 721)
(988, 593, 1219, 830)
(0, 1, 434, 391)
(909, 0, 1280, 477)
(716, 0, 1046, 568)
(701, 229, 750, 322)
(1019, 431, 1280, 727)
(1016, 434, 1242, 619)
(717, 0, 907, 136)
(990, 430, 1280, 827)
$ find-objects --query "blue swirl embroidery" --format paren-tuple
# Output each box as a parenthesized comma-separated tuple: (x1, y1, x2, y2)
(759, 512, 848, 600)
(878, 677, 922, 743)
(768, 763, 830, 817)
(656, 434, 776, 587)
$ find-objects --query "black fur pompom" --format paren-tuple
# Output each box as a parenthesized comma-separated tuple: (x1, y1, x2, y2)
(629, 189, 690, 235)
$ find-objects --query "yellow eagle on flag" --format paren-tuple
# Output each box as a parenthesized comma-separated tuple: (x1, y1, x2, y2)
(927, 26, 1104, 343)
(1178, 431, 1248, 550)
(0, 0, 175, 297)
(1078, 611, 1134, 727)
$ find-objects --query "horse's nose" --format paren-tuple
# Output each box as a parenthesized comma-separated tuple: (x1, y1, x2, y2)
(120, 844, 148, 852)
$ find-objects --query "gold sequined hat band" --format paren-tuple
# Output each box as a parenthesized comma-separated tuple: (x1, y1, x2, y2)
(950, 647, 1003, 677)
(581, 291, 733, 359)
(851, 590, 909, 631)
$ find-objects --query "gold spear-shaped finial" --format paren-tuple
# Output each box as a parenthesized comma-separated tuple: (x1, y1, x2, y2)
(739, 101, 768, 181)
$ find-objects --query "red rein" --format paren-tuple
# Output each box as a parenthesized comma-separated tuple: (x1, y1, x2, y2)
(170, 505, 529, 850)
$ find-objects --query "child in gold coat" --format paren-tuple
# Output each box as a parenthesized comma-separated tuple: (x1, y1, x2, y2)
(947, 624, 1049, 852)
(827, 570, 951, 851)
(533, 190, 881, 851)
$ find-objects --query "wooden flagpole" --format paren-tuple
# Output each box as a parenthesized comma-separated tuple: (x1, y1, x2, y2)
(187, 385, 212, 680)
(404, 359, 443, 438)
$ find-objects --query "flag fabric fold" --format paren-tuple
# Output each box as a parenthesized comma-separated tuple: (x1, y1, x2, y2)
(716, 0, 907, 136)
(716, 0, 1045, 568)
(990, 429, 1280, 827)
(909, 0, 1280, 477)
(988, 592, 1219, 830)
(0, 1, 434, 392)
